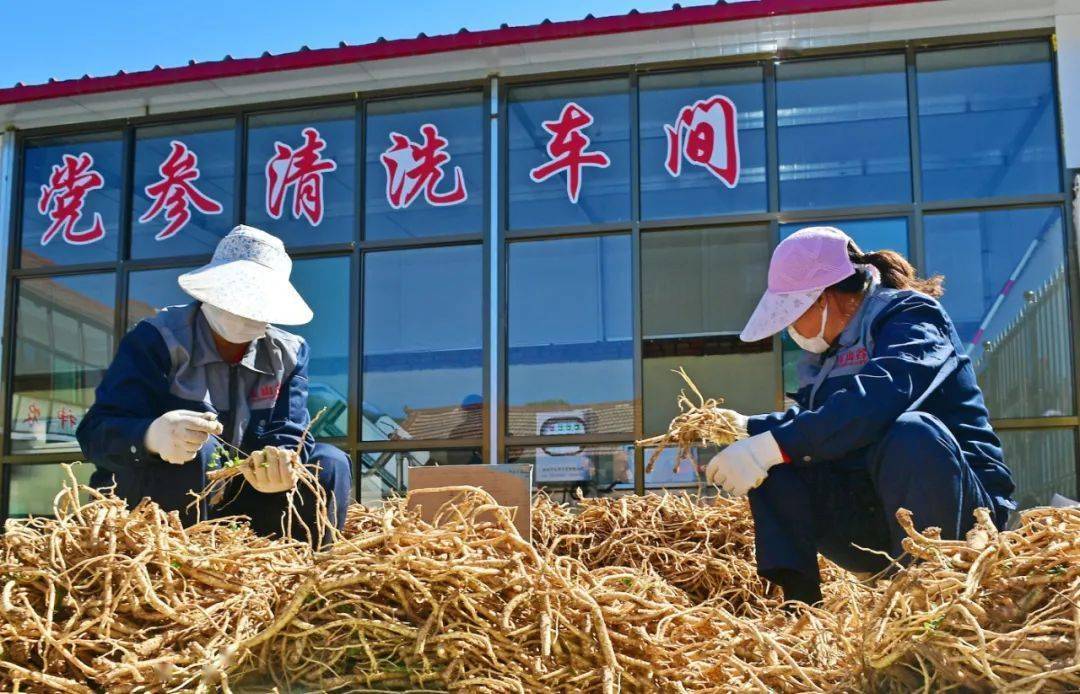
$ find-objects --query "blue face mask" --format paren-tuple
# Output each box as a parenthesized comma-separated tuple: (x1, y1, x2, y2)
(787, 302, 830, 354)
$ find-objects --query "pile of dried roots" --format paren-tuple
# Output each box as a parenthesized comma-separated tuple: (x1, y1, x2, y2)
(259, 489, 850, 693)
(0, 475, 309, 692)
(533, 491, 777, 609)
(855, 505, 1080, 691)
(1, 465, 1078, 692)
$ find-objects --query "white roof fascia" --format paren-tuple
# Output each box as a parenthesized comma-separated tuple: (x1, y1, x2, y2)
(0, 0, 1057, 131)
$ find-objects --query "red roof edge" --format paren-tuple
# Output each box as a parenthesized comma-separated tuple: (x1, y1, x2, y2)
(0, 0, 935, 107)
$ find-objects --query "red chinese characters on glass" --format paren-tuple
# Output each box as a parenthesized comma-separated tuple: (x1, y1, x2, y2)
(36, 153, 107, 246)
(664, 95, 740, 188)
(528, 102, 611, 204)
(139, 140, 224, 240)
(381, 124, 467, 209)
(265, 127, 338, 226)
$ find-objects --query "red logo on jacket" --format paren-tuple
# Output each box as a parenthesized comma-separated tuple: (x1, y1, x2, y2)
(250, 383, 281, 403)
(836, 346, 869, 369)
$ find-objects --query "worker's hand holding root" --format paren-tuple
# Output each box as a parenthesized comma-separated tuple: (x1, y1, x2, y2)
(712, 407, 749, 433)
(706, 431, 784, 496)
(242, 446, 300, 494)
(145, 410, 223, 464)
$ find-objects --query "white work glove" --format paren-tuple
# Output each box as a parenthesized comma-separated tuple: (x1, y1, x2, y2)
(712, 407, 749, 433)
(705, 431, 785, 496)
(242, 446, 300, 494)
(144, 410, 223, 464)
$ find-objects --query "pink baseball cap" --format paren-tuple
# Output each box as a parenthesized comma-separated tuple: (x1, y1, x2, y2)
(740, 226, 857, 342)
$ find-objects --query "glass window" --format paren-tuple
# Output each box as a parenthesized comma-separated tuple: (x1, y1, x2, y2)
(918, 43, 1060, 201)
(362, 245, 483, 441)
(245, 107, 356, 248)
(642, 226, 775, 434)
(290, 256, 351, 439)
(507, 443, 634, 497)
(365, 93, 485, 240)
(11, 274, 116, 453)
(508, 235, 632, 436)
(132, 120, 236, 259)
(642, 443, 714, 490)
(8, 463, 94, 517)
(780, 217, 909, 253)
(640, 67, 766, 219)
(780, 218, 910, 396)
(358, 448, 484, 505)
(998, 429, 1076, 511)
(778, 55, 911, 209)
(127, 266, 196, 329)
(507, 79, 631, 229)
(20, 132, 123, 267)
(924, 207, 1073, 418)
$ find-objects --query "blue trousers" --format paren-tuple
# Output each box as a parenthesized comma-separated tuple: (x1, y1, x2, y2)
(748, 412, 996, 586)
(100, 442, 352, 547)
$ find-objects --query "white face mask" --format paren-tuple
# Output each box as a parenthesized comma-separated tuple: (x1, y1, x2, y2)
(202, 303, 268, 345)
(787, 301, 831, 354)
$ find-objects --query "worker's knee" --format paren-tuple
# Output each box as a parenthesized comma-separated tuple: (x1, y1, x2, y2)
(309, 443, 351, 486)
(875, 412, 963, 486)
(308, 443, 352, 530)
(880, 411, 956, 461)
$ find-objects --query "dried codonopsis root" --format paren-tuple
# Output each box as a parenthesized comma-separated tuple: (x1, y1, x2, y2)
(533, 491, 780, 609)
(5, 462, 1077, 693)
(195, 409, 334, 545)
(266, 488, 851, 694)
(204, 408, 326, 485)
(0, 464, 307, 693)
(858, 505, 1080, 692)
(635, 367, 748, 473)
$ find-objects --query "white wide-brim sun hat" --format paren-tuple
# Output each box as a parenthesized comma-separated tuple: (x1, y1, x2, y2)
(179, 225, 313, 325)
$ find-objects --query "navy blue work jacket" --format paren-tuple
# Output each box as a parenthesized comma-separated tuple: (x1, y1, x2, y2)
(748, 285, 1016, 515)
(76, 302, 315, 476)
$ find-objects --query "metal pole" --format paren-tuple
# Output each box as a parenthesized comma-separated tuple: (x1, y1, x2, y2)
(488, 76, 501, 464)
(0, 130, 14, 526)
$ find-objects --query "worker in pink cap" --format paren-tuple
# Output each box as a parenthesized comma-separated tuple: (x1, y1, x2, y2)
(706, 226, 1015, 604)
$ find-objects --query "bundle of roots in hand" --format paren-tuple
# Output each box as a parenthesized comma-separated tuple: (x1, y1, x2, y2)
(199, 410, 333, 546)
(636, 367, 748, 474)
(533, 492, 779, 610)
(0, 467, 308, 693)
(855, 505, 1080, 692)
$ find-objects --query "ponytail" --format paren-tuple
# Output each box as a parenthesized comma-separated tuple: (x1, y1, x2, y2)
(829, 241, 945, 298)
(852, 249, 944, 298)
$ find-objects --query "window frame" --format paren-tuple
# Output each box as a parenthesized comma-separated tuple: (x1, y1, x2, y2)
(1, 30, 1076, 519)
(0, 81, 493, 520)
(494, 34, 1077, 497)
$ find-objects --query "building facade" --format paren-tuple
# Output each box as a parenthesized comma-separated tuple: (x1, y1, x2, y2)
(1, 0, 1079, 519)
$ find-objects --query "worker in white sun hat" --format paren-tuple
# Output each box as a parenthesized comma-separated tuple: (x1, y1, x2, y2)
(704, 226, 1015, 604)
(77, 225, 351, 547)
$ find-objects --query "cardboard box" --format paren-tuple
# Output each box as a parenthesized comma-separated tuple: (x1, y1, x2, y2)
(406, 464, 533, 542)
